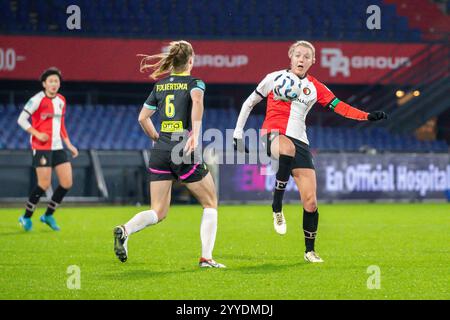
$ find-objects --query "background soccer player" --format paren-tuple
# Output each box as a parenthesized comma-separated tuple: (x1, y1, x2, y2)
(233, 40, 387, 263)
(17, 67, 79, 231)
(113, 40, 225, 268)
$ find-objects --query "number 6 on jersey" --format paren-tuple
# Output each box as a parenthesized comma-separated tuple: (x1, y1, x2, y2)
(165, 94, 175, 118)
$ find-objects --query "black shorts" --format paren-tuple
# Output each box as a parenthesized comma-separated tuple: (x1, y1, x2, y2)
(262, 132, 315, 170)
(148, 149, 209, 183)
(32, 149, 69, 168)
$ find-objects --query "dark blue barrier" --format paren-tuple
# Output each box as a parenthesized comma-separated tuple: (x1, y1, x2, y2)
(219, 153, 450, 202)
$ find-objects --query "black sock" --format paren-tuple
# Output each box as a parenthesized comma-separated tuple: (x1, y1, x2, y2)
(272, 154, 294, 213)
(24, 186, 46, 218)
(303, 208, 319, 253)
(45, 186, 69, 216)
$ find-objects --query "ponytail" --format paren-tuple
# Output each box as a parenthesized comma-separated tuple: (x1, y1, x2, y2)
(138, 40, 194, 79)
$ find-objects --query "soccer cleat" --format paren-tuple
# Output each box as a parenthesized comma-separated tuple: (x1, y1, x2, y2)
(304, 251, 324, 263)
(40, 214, 60, 231)
(199, 257, 226, 268)
(273, 211, 287, 235)
(113, 225, 128, 263)
(19, 216, 33, 232)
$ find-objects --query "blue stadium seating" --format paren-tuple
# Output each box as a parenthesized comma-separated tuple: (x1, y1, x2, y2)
(0, 0, 422, 42)
(1, 104, 447, 153)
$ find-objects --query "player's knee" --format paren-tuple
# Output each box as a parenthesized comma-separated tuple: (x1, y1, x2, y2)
(201, 197, 217, 209)
(60, 180, 72, 189)
(279, 141, 295, 156)
(38, 181, 51, 190)
(303, 195, 317, 212)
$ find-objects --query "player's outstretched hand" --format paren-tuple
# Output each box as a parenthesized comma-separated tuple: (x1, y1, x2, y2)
(233, 138, 249, 153)
(368, 111, 388, 121)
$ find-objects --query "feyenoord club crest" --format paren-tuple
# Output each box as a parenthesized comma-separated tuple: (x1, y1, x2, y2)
(303, 87, 311, 95)
(40, 156, 47, 166)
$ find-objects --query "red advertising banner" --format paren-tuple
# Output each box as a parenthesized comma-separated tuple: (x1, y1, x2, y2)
(0, 35, 430, 84)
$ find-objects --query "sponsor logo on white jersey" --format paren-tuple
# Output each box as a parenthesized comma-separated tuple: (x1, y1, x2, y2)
(321, 48, 411, 77)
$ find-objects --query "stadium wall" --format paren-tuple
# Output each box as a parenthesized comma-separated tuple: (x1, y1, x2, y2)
(0, 35, 439, 85)
(1, 151, 449, 204)
(219, 152, 450, 203)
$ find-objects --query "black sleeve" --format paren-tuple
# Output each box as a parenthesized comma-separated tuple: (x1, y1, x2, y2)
(143, 88, 158, 110)
(188, 78, 206, 94)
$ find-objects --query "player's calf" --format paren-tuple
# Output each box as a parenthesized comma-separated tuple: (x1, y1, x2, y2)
(303, 208, 320, 262)
(44, 185, 69, 217)
(22, 186, 46, 219)
(272, 154, 294, 214)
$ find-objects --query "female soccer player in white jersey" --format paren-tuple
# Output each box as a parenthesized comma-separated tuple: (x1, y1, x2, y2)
(17, 67, 79, 232)
(113, 40, 225, 268)
(233, 41, 387, 263)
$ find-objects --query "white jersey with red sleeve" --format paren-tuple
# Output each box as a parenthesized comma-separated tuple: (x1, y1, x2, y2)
(23, 91, 68, 150)
(258, 69, 336, 145)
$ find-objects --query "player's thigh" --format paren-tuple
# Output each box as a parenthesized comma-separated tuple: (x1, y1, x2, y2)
(54, 162, 73, 189)
(184, 172, 218, 209)
(150, 180, 173, 220)
(270, 134, 296, 159)
(292, 168, 318, 211)
(35, 167, 52, 190)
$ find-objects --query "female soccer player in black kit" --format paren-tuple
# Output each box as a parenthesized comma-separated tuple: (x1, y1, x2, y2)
(113, 41, 225, 268)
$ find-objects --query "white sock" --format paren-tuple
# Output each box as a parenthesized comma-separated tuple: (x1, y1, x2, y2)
(124, 210, 158, 235)
(200, 208, 218, 260)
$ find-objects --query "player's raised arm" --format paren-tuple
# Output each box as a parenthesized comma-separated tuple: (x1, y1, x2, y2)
(233, 74, 271, 152)
(328, 96, 388, 121)
(312, 76, 387, 121)
(233, 91, 264, 140)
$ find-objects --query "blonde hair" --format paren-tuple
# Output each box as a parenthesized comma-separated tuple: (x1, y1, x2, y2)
(288, 40, 316, 63)
(138, 40, 194, 79)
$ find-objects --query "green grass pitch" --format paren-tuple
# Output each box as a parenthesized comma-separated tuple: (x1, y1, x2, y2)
(0, 203, 448, 300)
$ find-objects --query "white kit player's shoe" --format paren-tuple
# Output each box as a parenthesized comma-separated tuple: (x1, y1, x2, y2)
(273, 211, 287, 235)
(199, 258, 226, 268)
(304, 251, 324, 263)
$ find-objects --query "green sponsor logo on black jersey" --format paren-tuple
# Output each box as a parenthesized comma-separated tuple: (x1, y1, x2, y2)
(161, 120, 184, 133)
